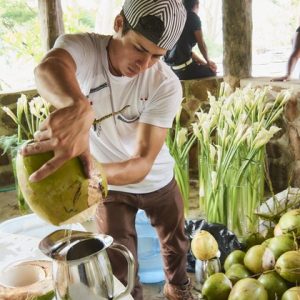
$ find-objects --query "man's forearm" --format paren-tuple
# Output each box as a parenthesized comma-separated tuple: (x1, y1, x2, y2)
(34, 50, 86, 109)
(102, 156, 153, 185)
(198, 42, 209, 63)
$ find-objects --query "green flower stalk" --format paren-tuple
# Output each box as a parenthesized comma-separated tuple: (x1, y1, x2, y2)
(1, 94, 51, 212)
(166, 105, 196, 214)
(193, 83, 291, 237)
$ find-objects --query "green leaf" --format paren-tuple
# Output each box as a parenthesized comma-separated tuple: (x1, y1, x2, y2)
(0, 134, 18, 155)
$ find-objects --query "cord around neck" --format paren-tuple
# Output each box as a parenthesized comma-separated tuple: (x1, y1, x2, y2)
(106, 37, 123, 77)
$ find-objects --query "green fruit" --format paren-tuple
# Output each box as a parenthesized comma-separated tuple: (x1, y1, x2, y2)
(224, 250, 246, 272)
(244, 245, 275, 274)
(225, 263, 251, 284)
(275, 250, 300, 283)
(201, 273, 232, 300)
(16, 152, 106, 225)
(191, 230, 219, 260)
(281, 286, 300, 300)
(278, 209, 300, 236)
(228, 278, 268, 300)
(261, 238, 272, 247)
(243, 232, 265, 249)
(267, 234, 297, 259)
(34, 291, 55, 300)
(258, 271, 288, 300)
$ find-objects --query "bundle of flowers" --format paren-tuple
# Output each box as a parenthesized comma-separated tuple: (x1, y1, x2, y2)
(192, 83, 291, 236)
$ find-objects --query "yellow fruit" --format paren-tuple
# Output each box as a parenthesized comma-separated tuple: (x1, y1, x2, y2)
(244, 245, 275, 274)
(191, 230, 219, 260)
(228, 278, 268, 300)
(224, 250, 246, 272)
(278, 209, 300, 236)
(202, 273, 232, 300)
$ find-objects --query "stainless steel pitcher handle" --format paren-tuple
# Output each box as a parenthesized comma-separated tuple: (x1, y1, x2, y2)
(110, 242, 135, 300)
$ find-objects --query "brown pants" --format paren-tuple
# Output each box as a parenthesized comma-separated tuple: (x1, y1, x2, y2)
(95, 178, 189, 300)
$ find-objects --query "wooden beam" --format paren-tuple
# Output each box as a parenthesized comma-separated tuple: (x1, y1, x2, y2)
(38, 0, 65, 51)
(222, 0, 252, 87)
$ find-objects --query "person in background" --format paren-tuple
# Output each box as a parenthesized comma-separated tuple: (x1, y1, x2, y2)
(21, 0, 196, 299)
(272, 26, 300, 81)
(164, 0, 217, 80)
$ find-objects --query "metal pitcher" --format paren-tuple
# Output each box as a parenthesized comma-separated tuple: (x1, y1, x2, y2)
(194, 257, 221, 292)
(39, 230, 135, 300)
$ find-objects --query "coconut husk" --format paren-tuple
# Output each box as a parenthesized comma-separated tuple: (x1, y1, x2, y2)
(16, 152, 107, 226)
(0, 260, 53, 300)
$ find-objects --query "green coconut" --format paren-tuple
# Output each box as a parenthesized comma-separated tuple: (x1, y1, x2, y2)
(225, 263, 251, 284)
(275, 250, 300, 283)
(244, 245, 275, 274)
(267, 234, 297, 259)
(242, 232, 265, 250)
(258, 271, 288, 300)
(228, 278, 268, 300)
(274, 223, 283, 236)
(278, 209, 300, 236)
(224, 250, 246, 272)
(16, 152, 107, 225)
(281, 286, 300, 300)
(201, 273, 232, 300)
(261, 238, 272, 247)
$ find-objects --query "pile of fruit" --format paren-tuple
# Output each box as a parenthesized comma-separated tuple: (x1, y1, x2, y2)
(191, 209, 300, 300)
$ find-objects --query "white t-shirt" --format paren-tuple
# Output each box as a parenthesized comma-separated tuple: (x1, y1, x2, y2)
(54, 33, 183, 193)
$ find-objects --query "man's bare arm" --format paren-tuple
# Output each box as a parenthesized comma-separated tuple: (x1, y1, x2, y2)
(21, 48, 94, 182)
(103, 123, 168, 185)
(194, 30, 217, 72)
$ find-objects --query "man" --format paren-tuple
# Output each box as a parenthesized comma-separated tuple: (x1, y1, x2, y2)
(21, 0, 195, 299)
(272, 26, 300, 81)
(164, 0, 217, 80)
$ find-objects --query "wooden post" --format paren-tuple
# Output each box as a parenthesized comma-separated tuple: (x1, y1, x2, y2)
(38, 0, 65, 51)
(222, 0, 252, 87)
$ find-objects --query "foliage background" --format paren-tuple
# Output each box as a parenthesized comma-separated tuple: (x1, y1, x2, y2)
(0, 0, 300, 91)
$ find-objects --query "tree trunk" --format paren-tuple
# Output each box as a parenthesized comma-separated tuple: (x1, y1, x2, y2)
(38, 0, 65, 51)
(222, 0, 252, 87)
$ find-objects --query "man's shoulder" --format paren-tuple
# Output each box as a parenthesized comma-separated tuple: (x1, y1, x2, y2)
(151, 60, 180, 82)
(60, 32, 108, 41)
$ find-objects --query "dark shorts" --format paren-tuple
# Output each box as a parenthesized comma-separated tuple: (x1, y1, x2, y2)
(173, 61, 216, 80)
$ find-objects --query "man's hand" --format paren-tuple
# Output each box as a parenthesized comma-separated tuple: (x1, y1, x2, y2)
(207, 60, 217, 73)
(21, 100, 95, 182)
(194, 57, 206, 65)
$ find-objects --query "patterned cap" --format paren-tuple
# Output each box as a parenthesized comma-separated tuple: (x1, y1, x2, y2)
(123, 0, 187, 50)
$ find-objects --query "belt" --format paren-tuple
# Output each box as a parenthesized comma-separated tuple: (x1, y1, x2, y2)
(171, 58, 193, 70)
